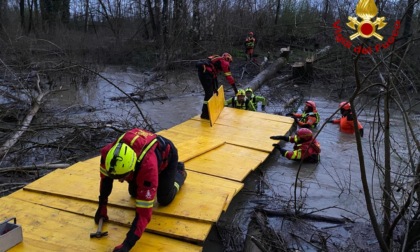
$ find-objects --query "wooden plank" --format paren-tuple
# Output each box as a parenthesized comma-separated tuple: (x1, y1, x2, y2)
(24, 168, 229, 223)
(208, 85, 225, 127)
(0, 197, 202, 252)
(185, 144, 266, 182)
(65, 163, 240, 212)
(8, 190, 211, 243)
(175, 137, 225, 162)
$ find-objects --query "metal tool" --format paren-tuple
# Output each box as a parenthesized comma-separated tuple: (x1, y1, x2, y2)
(90, 218, 108, 238)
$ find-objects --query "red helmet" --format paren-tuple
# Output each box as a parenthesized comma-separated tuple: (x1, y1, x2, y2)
(296, 128, 313, 142)
(248, 32, 254, 36)
(305, 100, 316, 110)
(222, 53, 233, 62)
(339, 101, 351, 110)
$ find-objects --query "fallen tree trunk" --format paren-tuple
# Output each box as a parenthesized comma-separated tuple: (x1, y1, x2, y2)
(246, 57, 288, 92)
(0, 163, 70, 173)
(0, 74, 50, 157)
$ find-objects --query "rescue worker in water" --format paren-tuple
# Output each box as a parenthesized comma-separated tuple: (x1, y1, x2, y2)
(94, 128, 187, 252)
(327, 101, 364, 137)
(270, 128, 321, 163)
(287, 100, 320, 128)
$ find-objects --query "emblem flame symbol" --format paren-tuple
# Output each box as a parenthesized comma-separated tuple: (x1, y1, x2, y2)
(346, 0, 387, 40)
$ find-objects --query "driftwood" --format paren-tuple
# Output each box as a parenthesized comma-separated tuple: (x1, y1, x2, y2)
(0, 163, 70, 173)
(257, 208, 348, 224)
(0, 74, 50, 157)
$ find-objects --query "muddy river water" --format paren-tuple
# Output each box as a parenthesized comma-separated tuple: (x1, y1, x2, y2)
(46, 66, 419, 251)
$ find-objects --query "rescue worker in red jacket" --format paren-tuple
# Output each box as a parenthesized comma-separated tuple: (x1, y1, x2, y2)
(196, 53, 239, 119)
(270, 128, 321, 163)
(287, 100, 320, 128)
(327, 101, 364, 137)
(94, 128, 187, 252)
(244, 32, 256, 60)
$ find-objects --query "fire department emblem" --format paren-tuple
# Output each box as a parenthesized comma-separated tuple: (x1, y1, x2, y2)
(145, 190, 152, 199)
(346, 0, 387, 40)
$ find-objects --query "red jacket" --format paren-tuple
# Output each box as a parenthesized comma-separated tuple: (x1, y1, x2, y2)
(283, 135, 321, 163)
(99, 128, 171, 241)
(204, 55, 235, 85)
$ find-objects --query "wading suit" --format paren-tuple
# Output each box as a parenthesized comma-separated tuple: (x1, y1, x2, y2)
(280, 135, 321, 163)
(97, 128, 186, 251)
(197, 55, 238, 119)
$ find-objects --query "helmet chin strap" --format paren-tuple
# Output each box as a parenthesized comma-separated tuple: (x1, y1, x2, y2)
(109, 143, 123, 174)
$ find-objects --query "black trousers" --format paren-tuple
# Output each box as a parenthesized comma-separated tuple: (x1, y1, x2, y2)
(198, 69, 217, 119)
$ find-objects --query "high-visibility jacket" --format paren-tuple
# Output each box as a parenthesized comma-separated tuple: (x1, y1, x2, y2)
(332, 114, 363, 134)
(99, 128, 171, 245)
(249, 94, 267, 108)
(282, 135, 321, 163)
(245, 36, 256, 49)
(293, 111, 320, 128)
(225, 96, 256, 111)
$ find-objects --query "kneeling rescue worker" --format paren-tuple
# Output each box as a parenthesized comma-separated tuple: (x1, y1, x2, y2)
(95, 128, 187, 252)
(270, 128, 321, 163)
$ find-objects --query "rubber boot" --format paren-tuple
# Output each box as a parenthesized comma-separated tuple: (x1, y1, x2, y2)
(201, 104, 209, 119)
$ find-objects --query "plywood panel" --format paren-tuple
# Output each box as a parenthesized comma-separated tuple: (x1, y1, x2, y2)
(9, 190, 211, 243)
(185, 144, 266, 181)
(208, 85, 225, 126)
(24, 168, 229, 222)
(0, 197, 202, 252)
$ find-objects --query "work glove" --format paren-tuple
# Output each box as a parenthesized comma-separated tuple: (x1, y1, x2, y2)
(272, 144, 287, 156)
(113, 243, 130, 252)
(94, 197, 109, 224)
(270, 135, 288, 141)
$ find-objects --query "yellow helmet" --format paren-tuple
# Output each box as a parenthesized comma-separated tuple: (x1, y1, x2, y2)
(105, 143, 137, 177)
(236, 89, 246, 96)
(245, 88, 253, 93)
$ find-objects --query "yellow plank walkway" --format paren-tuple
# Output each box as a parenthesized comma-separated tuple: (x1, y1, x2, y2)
(0, 86, 293, 251)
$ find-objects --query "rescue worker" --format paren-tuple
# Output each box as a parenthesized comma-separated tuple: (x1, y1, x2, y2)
(327, 101, 364, 137)
(225, 89, 256, 111)
(270, 128, 321, 163)
(94, 128, 187, 252)
(245, 87, 267, 111)
(244, 32, 256, 60)
(196, 53, 239, 119)
(287, 100, 320, 128)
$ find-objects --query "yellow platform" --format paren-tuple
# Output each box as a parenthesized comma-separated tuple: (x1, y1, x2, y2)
(0, 86, 293, 251)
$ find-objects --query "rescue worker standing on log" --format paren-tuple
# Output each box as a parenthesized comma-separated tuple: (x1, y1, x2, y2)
(287, 100, 320, 128)
(94, 128, 187, 252)
(225, 89, 256, 111)
(327, 101, 364, 137)
(197, 53, 239, 120)
(245, 87, 267, 111)
(245, 32, 256, 61)
(270, 128, 321, 163)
